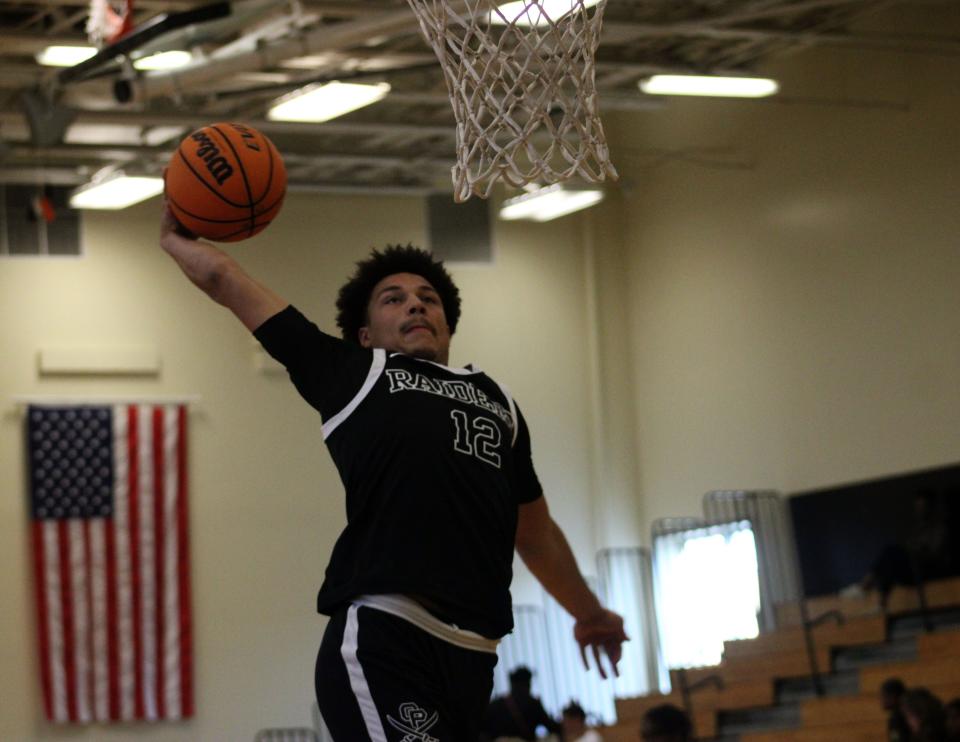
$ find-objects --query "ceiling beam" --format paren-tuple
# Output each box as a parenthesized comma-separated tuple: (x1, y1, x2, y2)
(601, 20, 960, 55)
(0, 31, 85, 53)
(0, 108, 456, 138)
(127, 2, 466, 100)
(0, 167, 85, 185)
(708, 0, 886, 26)
(0, 0, 198, 9)
(4, 142, 455, 174)
(0, 166, 437, 193)
(5, 1, 921, 56)
(49, 7, 92, 34)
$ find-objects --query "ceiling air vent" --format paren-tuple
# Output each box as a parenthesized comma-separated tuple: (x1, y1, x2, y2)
(0, 185, 81, 257)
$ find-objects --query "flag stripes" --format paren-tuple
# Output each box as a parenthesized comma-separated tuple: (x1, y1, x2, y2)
(28, 404, 193, 723)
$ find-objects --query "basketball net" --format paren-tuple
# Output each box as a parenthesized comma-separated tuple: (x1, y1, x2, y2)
(86, 0, 135, 48)
(406, 0, 617, 201)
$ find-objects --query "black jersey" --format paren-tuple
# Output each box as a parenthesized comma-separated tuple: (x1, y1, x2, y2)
(254, 306, 543, 638)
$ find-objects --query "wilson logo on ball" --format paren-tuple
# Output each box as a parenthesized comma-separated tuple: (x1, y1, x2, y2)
(166, 122, 287, 243)
(190, 130, 234, 185)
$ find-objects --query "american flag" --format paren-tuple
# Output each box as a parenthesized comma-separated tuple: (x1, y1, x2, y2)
(28, 404, 194, 723)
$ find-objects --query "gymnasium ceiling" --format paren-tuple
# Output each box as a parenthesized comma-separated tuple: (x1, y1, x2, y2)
(0, 0, 956, 195)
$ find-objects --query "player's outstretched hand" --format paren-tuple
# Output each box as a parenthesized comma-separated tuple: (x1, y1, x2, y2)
(573, 608, 628, 679)
(159, 199, 238, 301)
(160, 201, 199, 249)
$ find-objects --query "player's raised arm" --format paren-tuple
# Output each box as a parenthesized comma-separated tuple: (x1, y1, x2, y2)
(159, 202, 288, 332)
(515, 496, 628, 678)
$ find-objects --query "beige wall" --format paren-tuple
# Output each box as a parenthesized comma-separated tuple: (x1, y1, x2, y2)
(604, 4, 960, 535)
(0, 193, 608, 740)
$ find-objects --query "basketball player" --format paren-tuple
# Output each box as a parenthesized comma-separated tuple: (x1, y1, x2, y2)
(159, 206, 627, 741)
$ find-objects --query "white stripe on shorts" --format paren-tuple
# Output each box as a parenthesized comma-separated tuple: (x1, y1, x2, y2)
(341, 604, 387, 742)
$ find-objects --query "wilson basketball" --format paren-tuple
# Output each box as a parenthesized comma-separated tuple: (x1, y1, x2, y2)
(165, 123, 286, 242)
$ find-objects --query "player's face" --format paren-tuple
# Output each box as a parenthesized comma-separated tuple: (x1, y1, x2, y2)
(359, 272, 452, 364)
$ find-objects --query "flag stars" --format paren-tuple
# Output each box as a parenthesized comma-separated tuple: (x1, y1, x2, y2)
(28, 406, 114, 521)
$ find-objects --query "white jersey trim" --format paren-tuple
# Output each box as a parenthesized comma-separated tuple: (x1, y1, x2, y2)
(494, 382, 519, 446)
(323, 349, 386, 440)
(388, 352, 481, 376)
(353, 594, 499, 654)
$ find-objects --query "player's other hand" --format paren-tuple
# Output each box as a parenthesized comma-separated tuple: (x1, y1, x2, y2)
(573, 608, 628, 679)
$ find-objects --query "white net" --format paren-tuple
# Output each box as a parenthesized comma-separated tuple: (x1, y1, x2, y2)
(86, 0, 133, 47)
(406, 0, 617, 201)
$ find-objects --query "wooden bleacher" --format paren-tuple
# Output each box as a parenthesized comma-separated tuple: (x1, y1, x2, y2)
(738, 719, 887, 742)
(775, 576, 960, 627)
(723, 614, 885, 659)
(604, 577, 960, 740)
(918, 626, 960, 660)
(678, 646, 832, 687)
(800, 683, 960, 727)
(861, 657, 960, 694)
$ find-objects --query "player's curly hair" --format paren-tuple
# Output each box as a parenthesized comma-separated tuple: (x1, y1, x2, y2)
(335, 244, 461, 344)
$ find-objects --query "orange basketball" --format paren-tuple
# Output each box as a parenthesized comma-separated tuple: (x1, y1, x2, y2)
(165, 123, 286, 242)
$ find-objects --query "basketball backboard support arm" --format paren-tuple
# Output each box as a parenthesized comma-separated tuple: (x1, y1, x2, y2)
(57, 1, 231, 85)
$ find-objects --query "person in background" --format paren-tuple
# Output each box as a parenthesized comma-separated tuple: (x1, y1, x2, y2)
(882, 677, 911, 742)
(561, 701, 602, 742)
(482, 666, 562, 741)
(902, 687, 948, 742)
(945, 698, 960, 742)
(640, 704, 692, 742)
(844, 490, 952, 610)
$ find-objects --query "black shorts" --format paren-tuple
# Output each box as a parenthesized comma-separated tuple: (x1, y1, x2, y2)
(316, 602, 498, 741)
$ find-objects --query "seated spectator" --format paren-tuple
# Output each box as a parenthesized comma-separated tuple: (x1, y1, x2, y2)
(944, 697, 960, 742)
(561, 701, 602, 742)
(843, 490, 952, 610)
(902, 687, 948, 742)
(481, 666, 561, 741)
(640, 703, 692, 742)
(881, 677, 910, 742)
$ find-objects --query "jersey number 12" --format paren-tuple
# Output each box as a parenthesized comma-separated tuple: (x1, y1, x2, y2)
(450, 409, 502, 467)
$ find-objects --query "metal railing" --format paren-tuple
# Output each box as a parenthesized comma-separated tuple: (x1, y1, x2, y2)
(909, 557, 934, 633)
(799, 602, 844, 697)
(798, 563, 935, 698)
(675, 668, 723, 738)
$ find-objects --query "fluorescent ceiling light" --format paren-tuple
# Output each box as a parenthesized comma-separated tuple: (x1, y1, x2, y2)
(143, 126, 187, 146)
(236, 71, 293, 83)
(133, 50, 193, 71)
(65, 124, 142, 145)
(639, 74, 779, 98)
(499, 184, 604, 222)
(490, 0, 600, 26)
(267, 81, 391, 123)
(36, 45, 97, 67)
(70, 172, 164, 210)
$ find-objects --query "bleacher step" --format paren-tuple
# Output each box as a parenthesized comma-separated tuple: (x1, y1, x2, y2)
(775, 669, 859, 704)
(610, 588, 960, 741)
(718, 703, 801, 735)
(889, 607, 960, 638)
(833, 635, 916, 670)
